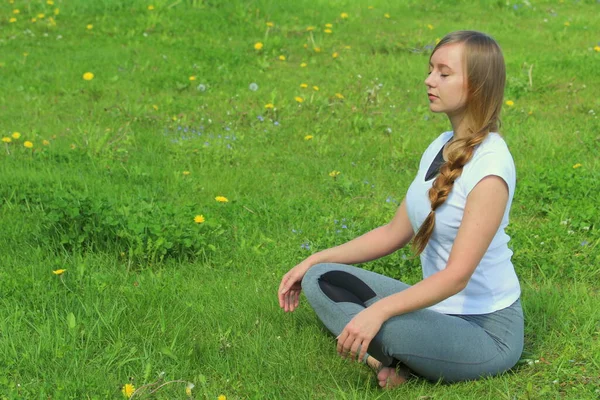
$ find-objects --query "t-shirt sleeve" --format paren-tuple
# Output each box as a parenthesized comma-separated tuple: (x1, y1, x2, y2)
(460, 149, 516, 197)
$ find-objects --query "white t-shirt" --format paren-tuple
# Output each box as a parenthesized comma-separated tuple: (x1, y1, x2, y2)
(405, 131, 521, 315)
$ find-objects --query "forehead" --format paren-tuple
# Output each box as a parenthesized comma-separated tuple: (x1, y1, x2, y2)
(430, 42, 465, 70)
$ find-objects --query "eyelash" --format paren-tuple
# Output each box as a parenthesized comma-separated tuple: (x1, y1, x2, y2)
(427, 72, 449, 77)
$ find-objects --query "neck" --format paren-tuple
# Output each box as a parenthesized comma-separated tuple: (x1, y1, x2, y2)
(449, 114, 469, 140)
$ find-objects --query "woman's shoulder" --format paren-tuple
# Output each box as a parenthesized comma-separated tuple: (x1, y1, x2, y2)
(475, 132, 513, 159)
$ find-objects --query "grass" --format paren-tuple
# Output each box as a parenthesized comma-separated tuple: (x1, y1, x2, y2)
(1, 0, 599, 398)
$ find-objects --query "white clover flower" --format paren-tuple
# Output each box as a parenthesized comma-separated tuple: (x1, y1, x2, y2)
(197, 84, 207, 92)
(249, 82, 259, 91)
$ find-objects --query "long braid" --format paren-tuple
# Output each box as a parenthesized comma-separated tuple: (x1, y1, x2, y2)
(411, 130, 489, 255)
(411, 30, 505, 255)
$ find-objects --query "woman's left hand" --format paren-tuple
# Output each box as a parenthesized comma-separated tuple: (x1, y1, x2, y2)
(336, 307, 386, 362)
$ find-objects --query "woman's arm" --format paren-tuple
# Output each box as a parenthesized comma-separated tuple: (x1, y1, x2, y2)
(371, 175, 510, 319)
(305, 198, 415, 267)
(337, 176, 510, 361)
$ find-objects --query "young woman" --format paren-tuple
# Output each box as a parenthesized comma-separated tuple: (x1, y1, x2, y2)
(277, 31, 524, 387)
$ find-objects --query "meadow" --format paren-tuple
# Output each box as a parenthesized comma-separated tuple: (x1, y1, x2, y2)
(1, 0, 599, 398)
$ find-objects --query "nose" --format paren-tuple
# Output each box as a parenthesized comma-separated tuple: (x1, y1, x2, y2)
(424, 73, 434, 88)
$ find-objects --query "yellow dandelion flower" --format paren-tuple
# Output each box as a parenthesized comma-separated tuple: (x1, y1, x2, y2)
(314, 47, 321, 53)
(9, 17, 17, 23)
(325, 23, 333, 28)
(332, 52, 338, 58)
(344, 45, 351, 50)
(87, 24, 93, 30)
(182, 171, 191, 176)
(335, 93, 344, 99)
(427, 24, 434, 30)
(189, 76, 197, 81)
(2, 137, 11, 143)
(306, 26, 315, 31)
(122, 383, 135, 398)
(303, 43, 308, 48)
(24, 141, 33, 148)
(279, 55, 286, 61)
(218, 395, 226, 400)
(54, 8, 60, 15)
(52, 269, 66, 275)
(152, 104, 159, 110)
(148, 5, 155, 11)
(295, 96, 304, 103)
(215, 196, 229, 203)
(572, 163, 582, 169)
(324, 29, 332, 34)
(564, 21, 570, 26)
(329, 170, 340, 177)
(384, 13, 390, 18)
(83, 72, 94, 81)
(31, 18, 37, 23)
(185, 383, 195, 396)
(254, 42, 263, 50)
(13, 9, 20, 14)
(300, 83, 308, 88)
(505, 100, 514, 107)
(266, 22, 274, 27)
(265, 103, 274, 109)
(11, 132, 21, 139)
(300, 62, 307, 67)
(313, 86, 319, 91)
(304, 135, 313, 140)
(594, 45, 600, 52)
(47, 0, 54, 5)
(194, 215, 205, 224)
(37, 13, 45, 19)
(42, 140, 50, 145)
(341, 12, 348, 19)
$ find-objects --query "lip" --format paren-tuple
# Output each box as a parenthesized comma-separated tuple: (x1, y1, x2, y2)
(428, 94, 437, 100)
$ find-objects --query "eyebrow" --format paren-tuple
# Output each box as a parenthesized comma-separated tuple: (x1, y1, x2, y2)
(429, 62, 453, 71)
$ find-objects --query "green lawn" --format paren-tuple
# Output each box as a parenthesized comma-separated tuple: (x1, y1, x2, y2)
(1, 0, 599, 398)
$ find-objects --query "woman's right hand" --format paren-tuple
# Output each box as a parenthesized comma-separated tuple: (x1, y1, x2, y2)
(278, 260, 313, 312)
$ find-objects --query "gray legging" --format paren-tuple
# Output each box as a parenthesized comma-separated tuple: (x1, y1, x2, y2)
(302, 263, 524, 383)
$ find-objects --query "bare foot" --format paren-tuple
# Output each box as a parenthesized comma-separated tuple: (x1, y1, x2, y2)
(376, 366, 408, 388)
(365, 356, 410, 389)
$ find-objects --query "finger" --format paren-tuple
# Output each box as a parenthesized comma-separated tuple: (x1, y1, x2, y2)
(288, 292, 295, 312)
(291, 290, 299, 311)
(336, 331, 348, 355)
(293, 290, 300, 308)
(350, 339, 361, 361)
(358, 339, 370, 363)
(342, 336, 355, 358)
(285, 292, 291, 312)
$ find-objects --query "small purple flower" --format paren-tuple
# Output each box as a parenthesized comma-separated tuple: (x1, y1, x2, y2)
(291, 228, 298, 234)
(225, 126, 231, 131)
(301, 242, 311, 250)
(274, 121, 280, 126)
(341, 224, 347, 229)
(580, 240, 589, 246)
(204, 141, 210, 146)
(257, 115, 264, 122)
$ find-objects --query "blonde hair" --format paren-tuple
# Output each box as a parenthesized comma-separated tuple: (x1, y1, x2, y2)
(412, 31, 506, 255)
